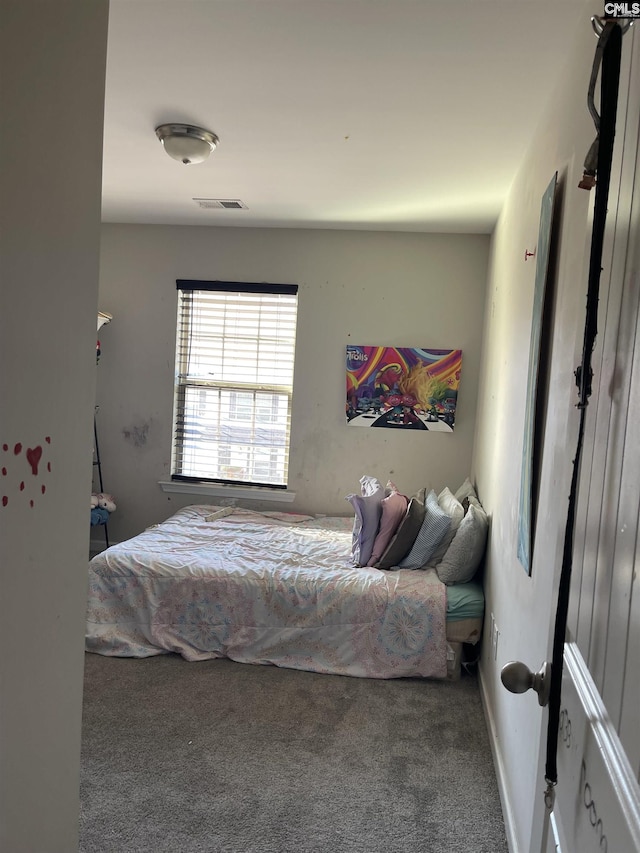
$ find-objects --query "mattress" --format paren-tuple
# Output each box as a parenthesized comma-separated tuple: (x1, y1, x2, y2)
(86, 505, 483, 680)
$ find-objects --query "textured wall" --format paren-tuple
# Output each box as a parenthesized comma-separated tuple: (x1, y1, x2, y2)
(97, 225, 489, 542)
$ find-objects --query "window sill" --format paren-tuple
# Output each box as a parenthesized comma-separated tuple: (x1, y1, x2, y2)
(158, 480, 296, 503)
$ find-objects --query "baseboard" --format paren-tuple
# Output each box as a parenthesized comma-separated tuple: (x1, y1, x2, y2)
(478, 665, 521, 853)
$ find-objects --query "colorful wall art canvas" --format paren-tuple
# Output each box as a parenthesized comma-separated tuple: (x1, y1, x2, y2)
(346, 346, 462, 431)
(517, 172, 558, 575)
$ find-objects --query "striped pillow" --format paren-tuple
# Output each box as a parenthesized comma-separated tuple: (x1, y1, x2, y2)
(427, 487, 465, 566)
(398, 489, 452, 569)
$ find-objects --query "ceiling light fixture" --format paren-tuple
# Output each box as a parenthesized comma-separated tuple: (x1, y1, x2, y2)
(155, 123, 219, 165)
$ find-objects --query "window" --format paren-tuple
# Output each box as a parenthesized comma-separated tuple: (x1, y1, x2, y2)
(172, 280, 298, 488)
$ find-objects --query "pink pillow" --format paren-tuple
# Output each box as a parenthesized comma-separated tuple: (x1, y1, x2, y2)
(367, 491, 408, 566)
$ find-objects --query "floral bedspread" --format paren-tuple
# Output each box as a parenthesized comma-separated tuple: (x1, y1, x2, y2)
(86, 505, 448, 679)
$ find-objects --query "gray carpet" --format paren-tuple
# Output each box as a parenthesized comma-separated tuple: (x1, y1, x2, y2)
(80, 653, 508, 853)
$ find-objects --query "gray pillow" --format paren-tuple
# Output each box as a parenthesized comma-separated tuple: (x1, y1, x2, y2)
(375, 489, 426, 569)
(397, 490, 451, 569)
(436, 496, 488, 584)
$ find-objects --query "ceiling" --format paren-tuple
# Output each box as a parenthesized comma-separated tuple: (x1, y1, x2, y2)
(102, 0, 590, 234)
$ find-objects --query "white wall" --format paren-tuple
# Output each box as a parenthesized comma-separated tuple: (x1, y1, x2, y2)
(473, 9, 605, 852)
(97, 225, 489, 542)
(0, 2, 108, 851)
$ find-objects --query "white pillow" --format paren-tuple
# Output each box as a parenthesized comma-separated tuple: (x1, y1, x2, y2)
(436, 496, 488, 584)
(454, 477, 477, 503)
(360, 474, 382, 497)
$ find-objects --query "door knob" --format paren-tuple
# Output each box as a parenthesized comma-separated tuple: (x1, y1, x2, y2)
(501, 660, 551, 707)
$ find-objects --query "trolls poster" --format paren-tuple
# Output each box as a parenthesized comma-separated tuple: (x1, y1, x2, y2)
(346, 346, 462, 431)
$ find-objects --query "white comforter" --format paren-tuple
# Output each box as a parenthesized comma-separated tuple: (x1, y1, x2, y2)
(86, 505, 448, 679)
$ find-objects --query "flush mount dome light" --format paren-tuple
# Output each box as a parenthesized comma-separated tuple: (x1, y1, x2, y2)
(155, 123, 219, 165)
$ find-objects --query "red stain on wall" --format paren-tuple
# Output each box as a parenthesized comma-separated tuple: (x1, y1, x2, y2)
(1, 437, 52, 508)
(26, 446, 42, 476)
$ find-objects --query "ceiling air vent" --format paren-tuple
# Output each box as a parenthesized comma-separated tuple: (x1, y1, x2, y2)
(193, 198, 248, 210)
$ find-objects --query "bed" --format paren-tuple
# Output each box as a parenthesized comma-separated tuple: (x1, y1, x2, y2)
(86, 501, 485, 681)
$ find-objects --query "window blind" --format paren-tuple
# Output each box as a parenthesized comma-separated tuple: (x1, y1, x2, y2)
(172, 281, 298, 488)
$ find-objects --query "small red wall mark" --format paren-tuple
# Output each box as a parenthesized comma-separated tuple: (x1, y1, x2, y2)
(26, 446, 42, 476)
(0, 439, 52, 506)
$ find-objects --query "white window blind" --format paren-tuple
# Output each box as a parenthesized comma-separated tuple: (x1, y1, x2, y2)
(172, 281, 298, 488)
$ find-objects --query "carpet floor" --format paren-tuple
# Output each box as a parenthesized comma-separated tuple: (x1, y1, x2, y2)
(80, 653, 508, 853)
